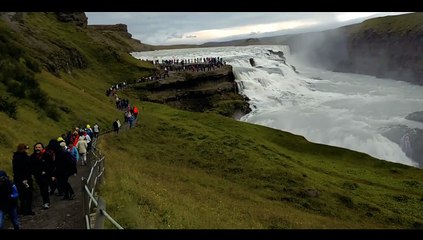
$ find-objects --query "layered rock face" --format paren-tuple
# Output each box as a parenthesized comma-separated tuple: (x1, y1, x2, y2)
(88, 24, 133, 38)
(135, 65, 251, 118)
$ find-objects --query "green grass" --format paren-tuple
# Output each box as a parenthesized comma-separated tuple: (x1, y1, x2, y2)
(350, 12, 423, 36)
(1, 12, 423, 229)
(98, 91, 423, 229)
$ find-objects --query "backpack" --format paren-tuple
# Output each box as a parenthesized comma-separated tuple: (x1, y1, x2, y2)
(65, 151, 77, 175)
(0, 175, 9, 190)
(0, 175, 18, 210)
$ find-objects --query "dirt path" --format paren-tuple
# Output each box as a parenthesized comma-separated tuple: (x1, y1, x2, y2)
(16, 162, 91, 229)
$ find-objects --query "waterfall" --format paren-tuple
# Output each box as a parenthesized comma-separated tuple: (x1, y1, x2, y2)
(131, 45, 423, 167)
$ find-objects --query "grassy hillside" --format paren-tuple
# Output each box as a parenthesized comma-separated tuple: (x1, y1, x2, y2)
(98, 88, 423, 229)
(0, 12, 155, 172)
(1, 12, 423, 229)
(348, 12, 423, 36)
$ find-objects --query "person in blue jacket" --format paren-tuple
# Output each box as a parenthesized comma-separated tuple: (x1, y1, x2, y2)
(0, 170, 20, 229)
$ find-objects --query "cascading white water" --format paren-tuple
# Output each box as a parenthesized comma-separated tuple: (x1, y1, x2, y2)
(400, 133, 412, 158)
(132, 45, 423, 167)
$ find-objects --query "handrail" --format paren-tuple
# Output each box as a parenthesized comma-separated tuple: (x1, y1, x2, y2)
(81, 141, 124, 229)
(100, 209, 124, 229)
(84, 184, 98, 206)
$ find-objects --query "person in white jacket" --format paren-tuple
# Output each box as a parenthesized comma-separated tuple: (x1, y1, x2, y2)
(77, 136, 88, 166)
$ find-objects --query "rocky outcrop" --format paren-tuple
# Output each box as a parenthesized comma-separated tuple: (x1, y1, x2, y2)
(44, 46, 87, 76)
(87, 24, 150, 52)
(56, 12, 87, 28)
(382, 125, 423, 167)
(405, 111, 423, 123)
(135, 65, 251, 118)
(249, 58, 255, 67)
(268, 50, 285, 61)
(88, 24, 132, 38)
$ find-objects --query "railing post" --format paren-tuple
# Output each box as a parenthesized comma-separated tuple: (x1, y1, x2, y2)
(81, 177, 88, 225)
(94, 198, 106, 229)
(90, 170, 95, 191)
(97, 163, 101, 186)
(99, 157, 104, 185)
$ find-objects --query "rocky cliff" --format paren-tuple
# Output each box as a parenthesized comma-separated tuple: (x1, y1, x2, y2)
(286, 13, 423, 85)
(134, 65, 251, 118)
(56, 12, 88, 28)
(89, 24, 132, 38)
(88, 24, 153, 52)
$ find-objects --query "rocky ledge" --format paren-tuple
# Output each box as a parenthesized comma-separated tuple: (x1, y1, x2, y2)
(134, 65, 251, 119)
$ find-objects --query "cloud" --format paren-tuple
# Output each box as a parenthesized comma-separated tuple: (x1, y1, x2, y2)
(168, 32, 184, 39)
(165, 19, 319, 44)
(86, 12, 412, 45)
(335, 12, 380, 22)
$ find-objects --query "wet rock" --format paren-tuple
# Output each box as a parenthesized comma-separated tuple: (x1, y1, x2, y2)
(382, 124, 423, 167)
(405, 111, 423, 123)
(249, 58, 255, 67)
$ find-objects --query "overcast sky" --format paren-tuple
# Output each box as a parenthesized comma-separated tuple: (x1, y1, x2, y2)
(85, 12, 411, 46)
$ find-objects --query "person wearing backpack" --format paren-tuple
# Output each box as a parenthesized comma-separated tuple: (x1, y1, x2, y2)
(51, 141, 76, 200)
(12, 144, 34, 216)
(0, 170, 20, 229)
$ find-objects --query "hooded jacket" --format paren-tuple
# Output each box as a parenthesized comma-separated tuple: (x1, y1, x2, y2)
(0, 170, 19, 211)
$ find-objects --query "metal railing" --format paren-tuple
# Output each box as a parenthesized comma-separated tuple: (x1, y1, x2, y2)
(81, 138, 124, 229)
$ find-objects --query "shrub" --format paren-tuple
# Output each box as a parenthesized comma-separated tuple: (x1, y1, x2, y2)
(7, 81, 26, 98)
(45, 104, 61, 122)
(25, 57, 41, 73)
(28, 88, 48, 107)
(335, 193, 354, 208)
(0, 96, 17, 119)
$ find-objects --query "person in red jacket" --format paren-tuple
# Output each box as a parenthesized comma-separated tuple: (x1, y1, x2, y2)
(133, 106, 139, 119)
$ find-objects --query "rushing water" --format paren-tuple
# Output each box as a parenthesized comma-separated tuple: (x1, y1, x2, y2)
(132, 45, 423, 167)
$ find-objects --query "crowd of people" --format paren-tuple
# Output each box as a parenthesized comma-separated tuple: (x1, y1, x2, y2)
(105, 81, 128, 97)
(158, 57, 226, 77)
(0, 123, 102, 229)
(135, 56, 226, 82)
(105, 79, 143, 135)
(111, 87, 141, 133)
